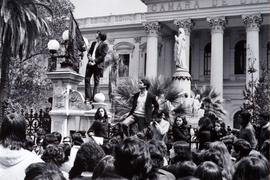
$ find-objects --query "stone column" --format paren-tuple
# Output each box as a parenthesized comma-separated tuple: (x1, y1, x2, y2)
(143, 22, 160, 78)
(174, 19, 194, 72)
(207, 16, 226, 97)
(242, 14, 262, 86)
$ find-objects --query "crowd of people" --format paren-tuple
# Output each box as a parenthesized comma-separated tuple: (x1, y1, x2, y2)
(0, 79, 269, 180)
(0, 99, 269, 180)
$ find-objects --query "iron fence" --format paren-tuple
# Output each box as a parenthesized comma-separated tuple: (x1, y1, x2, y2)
(21, 109, 51, 138)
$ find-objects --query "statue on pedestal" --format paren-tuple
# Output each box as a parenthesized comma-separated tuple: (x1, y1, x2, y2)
(175, 28, 188, 70)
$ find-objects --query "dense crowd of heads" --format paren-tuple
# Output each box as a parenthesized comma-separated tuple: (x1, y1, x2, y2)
(0, 109, 269, 180)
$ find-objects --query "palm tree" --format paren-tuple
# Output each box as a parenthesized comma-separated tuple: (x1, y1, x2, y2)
(0, 0, 52, 121)
(193, 85, 226, 119)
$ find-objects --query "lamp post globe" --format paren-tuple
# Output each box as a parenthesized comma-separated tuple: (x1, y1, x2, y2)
(62, 30, 69, 41)
(47, 39, 60, 54)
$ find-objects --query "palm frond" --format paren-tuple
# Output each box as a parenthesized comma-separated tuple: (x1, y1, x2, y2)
(192, 85, 226, 118)
(173, 103, 186, 115)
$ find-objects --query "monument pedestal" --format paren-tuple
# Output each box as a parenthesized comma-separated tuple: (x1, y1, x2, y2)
(47, 67, 111, 137)
(172, 68, 191, 97)
(47, 68, 87, 137)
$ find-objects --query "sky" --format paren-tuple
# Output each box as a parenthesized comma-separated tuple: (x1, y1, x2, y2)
(70, 0, 147, 18)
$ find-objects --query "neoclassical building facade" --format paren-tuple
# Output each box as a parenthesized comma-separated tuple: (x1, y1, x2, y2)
(77, 0, 270, 127)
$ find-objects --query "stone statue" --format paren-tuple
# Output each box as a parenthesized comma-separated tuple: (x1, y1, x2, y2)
(175, 28, 187, 70)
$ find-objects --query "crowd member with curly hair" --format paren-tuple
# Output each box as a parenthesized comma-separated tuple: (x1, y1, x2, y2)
(69, 141, 105, 179)
(0, 113, 43, 180)
(41, 144, 65, 166)
(41, 144, 68, 178)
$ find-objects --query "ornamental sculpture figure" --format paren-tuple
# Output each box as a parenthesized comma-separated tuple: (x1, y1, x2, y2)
(175, 28, 187, 70)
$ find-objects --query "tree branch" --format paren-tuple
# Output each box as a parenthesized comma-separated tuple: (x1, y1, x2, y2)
(21, 47, 48, 62)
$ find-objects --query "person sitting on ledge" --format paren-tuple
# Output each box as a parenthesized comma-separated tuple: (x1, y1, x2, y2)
(121, 78, 159, 137)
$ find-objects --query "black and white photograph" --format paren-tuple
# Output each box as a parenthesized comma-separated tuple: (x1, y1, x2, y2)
(0, 0, 269, 179)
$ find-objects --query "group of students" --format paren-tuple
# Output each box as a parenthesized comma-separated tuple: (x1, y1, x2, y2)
(0, 107, 269, 180)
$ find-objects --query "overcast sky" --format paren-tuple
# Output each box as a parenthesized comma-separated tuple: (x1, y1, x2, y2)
(70, 0, 147, 18)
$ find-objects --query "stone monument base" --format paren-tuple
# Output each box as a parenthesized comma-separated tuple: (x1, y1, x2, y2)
(172, 68, 191, 97)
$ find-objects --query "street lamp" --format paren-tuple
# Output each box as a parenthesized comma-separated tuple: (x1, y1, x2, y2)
(47, 30, 87, 72)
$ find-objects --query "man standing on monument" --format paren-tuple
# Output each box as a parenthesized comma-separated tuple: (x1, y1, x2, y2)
(85, 31, 108, 103)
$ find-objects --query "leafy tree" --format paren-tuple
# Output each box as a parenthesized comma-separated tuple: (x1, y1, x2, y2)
(242, 66, 270, 125)
(1, 0, 75, 114)
(0, 0, 52, 120)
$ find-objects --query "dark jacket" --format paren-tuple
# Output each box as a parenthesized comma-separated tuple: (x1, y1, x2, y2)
(87, 41, 108, 71)
(128, 92, 159, 124)
(197, 130, 211, 150)
(87, 119, 109, 138)
(239, 123, 258, 149)
(172, 125, 189, 142)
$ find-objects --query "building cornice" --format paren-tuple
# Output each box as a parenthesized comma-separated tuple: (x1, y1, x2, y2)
(77, 13, 146, 29)
(144, 3, 270, 22)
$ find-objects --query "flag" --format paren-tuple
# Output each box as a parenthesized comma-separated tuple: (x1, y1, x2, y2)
(69, 11, 86, 53)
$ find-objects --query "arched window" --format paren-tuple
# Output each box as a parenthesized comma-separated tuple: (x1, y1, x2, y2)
(113, 42, 135, 77)
(204, 43, 211, 75)
(235, 40, 246, 74)
(267, 42, 270, 71)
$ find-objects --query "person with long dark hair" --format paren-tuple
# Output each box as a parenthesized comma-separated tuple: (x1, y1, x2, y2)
(87, 107, 109, 139)
(0, 113, 43, 180)
(172, 116, 189, 142)
(211, 119, 227, 142)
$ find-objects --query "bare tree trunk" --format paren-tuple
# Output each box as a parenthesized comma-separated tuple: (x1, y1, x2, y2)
(0, 30, 11, 123)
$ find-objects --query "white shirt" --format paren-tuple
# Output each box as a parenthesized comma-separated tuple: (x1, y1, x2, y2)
(92, 41, 100, 59)
(151, 119, 170, 140)
(134, 91, 148, 116)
